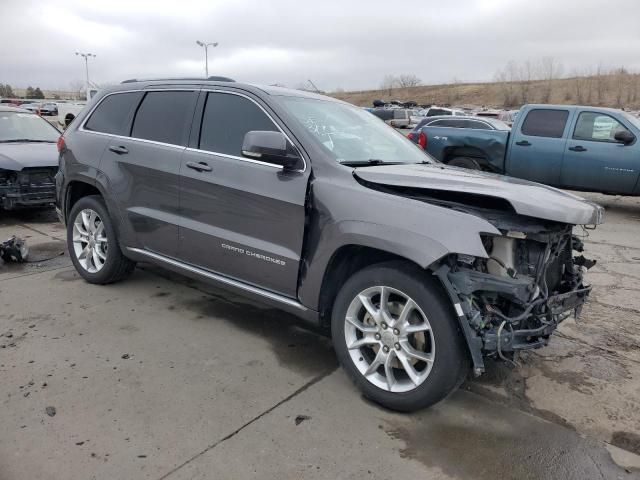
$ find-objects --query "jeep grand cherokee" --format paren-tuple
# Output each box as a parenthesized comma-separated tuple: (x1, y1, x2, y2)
(55, 78, 602, 411)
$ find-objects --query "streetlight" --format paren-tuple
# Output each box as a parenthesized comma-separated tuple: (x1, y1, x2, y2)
(196, 41, 218, 77)
(75, 52, 96, 101)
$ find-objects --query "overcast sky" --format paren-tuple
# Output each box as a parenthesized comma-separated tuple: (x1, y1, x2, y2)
(2, 0, 640, 92)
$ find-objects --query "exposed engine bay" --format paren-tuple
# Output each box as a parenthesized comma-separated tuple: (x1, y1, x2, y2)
(438, 203, 595, 373)
(364, 181, 599, 375)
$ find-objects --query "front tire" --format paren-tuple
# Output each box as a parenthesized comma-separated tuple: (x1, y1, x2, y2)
(67, 195, 136, 284)
(331, 261, 469, 411)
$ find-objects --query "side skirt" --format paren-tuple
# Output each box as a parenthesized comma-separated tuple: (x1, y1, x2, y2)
(126, 247, 321, 327)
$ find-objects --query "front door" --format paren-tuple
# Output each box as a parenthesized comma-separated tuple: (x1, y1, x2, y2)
(178, 91, 309, 297)
(562, 111, 640, 194)
(506, 108, 572, 186)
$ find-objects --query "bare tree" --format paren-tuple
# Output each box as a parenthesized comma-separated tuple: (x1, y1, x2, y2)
(397, 74, 421, 88)
(380, 75, 398, 97)
(539, 57, 563, 103)
(595, 63, 607, 105)
(446, 77, 462, 105)
(571, 69, 588, 104)
(630, 73, 640, 104)
(494, 60, 518, 107)
(517, 60, 534, 104)
(613, 66, 628, 108)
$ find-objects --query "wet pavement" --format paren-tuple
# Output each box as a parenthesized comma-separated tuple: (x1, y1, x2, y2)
(1, 194, 639, 479)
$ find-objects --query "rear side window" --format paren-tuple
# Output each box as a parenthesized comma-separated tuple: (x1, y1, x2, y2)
(466, 120, 492, 130)
(199, 92, 278, 157)
(131, 91, 195, 145)
(84, 92, 143, 135)
(521, 109, 568, 138)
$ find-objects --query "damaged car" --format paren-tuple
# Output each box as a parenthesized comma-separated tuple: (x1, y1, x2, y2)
(56, 79, 603, 411)
(0, 106, 59, 210)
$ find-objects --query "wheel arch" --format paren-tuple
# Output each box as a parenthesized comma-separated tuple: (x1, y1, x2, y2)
(64, 180, 102, 219)
(443, 146, 489, 165)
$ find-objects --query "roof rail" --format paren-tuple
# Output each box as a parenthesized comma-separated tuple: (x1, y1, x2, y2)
(121, 76, 235, 84)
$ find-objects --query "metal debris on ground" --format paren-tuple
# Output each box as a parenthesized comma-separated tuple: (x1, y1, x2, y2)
(294, 415, 311, 425)
(0, 236, 29, 263)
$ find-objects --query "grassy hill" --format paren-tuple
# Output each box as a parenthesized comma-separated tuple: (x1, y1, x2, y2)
(331, 73, 640, 111)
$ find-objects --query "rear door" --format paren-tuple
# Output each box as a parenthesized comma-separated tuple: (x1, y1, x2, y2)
(177, 90, 309, 297)
(562, 111, 640, 193)
(96, 89, 198, 257)
(506, 108, 572, 185)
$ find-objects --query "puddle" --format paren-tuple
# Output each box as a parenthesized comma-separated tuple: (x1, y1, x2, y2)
(385, 390, 635, 480)
(612, 431, 640, 456)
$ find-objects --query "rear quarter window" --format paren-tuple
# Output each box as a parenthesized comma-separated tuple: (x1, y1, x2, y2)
(521, 109, 569, 138)
(84, 92, 143, 136)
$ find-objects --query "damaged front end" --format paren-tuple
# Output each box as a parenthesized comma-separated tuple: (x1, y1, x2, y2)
(435, 211, 596, 375)
(0, 167, 57, 209)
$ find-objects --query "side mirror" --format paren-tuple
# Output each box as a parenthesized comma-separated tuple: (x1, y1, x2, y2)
(614, 130, 635, 145)
(242, 131, 303, 170)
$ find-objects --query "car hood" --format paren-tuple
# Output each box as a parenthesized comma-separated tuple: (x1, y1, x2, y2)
(0, 143, 59, 171)
(354, 163, 604, 225)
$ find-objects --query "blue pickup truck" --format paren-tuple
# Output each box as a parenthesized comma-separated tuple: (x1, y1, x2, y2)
(408, 104, 640, 195)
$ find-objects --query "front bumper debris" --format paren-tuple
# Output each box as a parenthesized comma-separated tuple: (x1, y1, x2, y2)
(481, 286, 591, 352)
(0, 168, 56, 209)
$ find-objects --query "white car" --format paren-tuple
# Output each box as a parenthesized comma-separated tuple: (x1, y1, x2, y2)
(57, 102, 88, 128)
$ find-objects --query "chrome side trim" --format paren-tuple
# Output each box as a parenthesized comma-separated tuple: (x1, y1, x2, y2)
(127, 247, 307, 311)
(184, 147, 281, 169)
(81, 129, 186, 151)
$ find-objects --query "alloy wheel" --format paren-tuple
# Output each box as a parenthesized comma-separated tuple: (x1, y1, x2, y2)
(344, 286, 435, 393)
(72, 208, 108, 273)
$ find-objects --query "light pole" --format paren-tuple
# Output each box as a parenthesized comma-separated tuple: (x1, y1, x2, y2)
(75, 52, 96, 100)
(196, 41, 218, 77)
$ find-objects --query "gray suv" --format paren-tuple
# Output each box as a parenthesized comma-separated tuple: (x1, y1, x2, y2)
(55, 78, 603, 411)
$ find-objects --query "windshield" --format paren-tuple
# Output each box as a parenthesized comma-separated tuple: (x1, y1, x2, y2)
(621, 111, 640, 131)
(0, 111, 59, 142)
(280, 97, 433, 165)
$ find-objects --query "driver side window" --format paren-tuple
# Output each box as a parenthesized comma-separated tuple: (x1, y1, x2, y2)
(199, 92, 278, 157)
(573, 112, 630, 143)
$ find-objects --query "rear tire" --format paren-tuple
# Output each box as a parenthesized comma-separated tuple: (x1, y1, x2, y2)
(67, 195, 136, 285)
(448, 156, 482, 170)
(331, 261, 469, 412)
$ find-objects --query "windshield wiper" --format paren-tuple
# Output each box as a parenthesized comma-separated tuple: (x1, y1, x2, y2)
(340, 159, 398, 166)
(0, 139, 56, 143)
(340, 159, 432, 167)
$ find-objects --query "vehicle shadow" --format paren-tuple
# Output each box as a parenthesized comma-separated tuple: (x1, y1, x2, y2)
(138, 264, 338, 378)
(0, 207, 58, 226)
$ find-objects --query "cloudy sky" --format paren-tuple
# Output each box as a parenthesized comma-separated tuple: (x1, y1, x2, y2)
(2, 0, 640, 92)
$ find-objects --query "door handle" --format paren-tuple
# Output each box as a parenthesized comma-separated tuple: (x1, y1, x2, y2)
(108, 145, 129, 155)
(186, 161, 212, 172)
(569, 145, 587, 152)
(515, 140, 531, 146)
